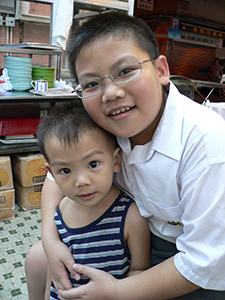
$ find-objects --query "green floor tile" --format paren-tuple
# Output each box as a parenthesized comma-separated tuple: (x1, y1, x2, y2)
(0, 204, 41, 299)
(11, 288, 22, 296)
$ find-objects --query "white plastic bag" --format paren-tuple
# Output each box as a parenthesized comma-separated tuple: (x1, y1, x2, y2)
(0, 68, 13, 91)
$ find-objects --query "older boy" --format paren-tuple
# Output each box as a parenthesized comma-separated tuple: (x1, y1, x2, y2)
(26, 12, 225, 300)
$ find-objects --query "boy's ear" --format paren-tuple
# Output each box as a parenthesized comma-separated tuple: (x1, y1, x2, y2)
(44, 162, 53, 176)
(156, 55, 170, 86)
(113, 147, 121, 173)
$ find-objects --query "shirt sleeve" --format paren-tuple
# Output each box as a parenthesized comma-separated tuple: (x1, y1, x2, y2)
(174, 162, 225, 290)
(47, 171, 55, 181)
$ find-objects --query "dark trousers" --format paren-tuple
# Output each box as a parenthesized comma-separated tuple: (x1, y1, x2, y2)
(151, 232, 225, 300)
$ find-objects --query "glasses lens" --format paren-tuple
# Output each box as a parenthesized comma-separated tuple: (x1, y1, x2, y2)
(78, 78, 102, 99)
(112, 61, 141, 84)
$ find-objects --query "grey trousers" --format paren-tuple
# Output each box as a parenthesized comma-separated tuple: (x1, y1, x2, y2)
(151, 232, 225, 300)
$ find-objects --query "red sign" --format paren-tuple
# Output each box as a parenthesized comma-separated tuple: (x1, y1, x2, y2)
(155, 27, 168, 44)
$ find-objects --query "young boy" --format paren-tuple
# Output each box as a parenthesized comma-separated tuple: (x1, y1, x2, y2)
(25, 12, 225, 299)
(35, 101, 150, 299)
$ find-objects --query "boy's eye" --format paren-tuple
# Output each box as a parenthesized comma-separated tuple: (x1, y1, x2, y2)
(88, 161, 99, 169)
(119, 67, 134, 76)
(60, 168, 71, 175)
(82, 79, 100, 91)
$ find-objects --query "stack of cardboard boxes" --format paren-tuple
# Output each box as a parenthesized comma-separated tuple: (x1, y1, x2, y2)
(0, 156, 15, 221)
(12, 153, 46, 211)
(0, 153, 46, 221)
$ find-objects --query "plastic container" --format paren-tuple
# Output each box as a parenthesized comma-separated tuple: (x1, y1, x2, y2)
(0, 118, 40, 136)
(32, 67, 55, 88)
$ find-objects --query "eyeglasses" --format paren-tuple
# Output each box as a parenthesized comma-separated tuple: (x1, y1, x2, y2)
(75, 59, 152, 99)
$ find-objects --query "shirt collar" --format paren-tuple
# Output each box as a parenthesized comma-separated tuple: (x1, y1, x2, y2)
(153, 82, 182, 161)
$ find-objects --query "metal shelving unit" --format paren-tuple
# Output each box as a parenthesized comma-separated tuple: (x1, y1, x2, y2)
(0, 44, 75, 155)
(0, 44, 62, 80)
(73, 0, 134, 19)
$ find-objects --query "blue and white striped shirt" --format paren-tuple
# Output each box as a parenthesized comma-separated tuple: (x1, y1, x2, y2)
(50, 191, 133, 299)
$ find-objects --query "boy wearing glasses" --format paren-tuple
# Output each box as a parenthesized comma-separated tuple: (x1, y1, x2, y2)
(36, 101, 150, 299)
(26, 12, 225, 299)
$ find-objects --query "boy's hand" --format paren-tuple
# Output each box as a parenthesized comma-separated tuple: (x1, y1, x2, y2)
(46, 239, 78, 291)
(58, 264, 116, 300)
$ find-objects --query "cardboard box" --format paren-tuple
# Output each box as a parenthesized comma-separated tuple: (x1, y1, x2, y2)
(15, 181, 42, 210)
(12, 153, 46, 187)
(0, 156, 14, 190)
(0, 189, 15, 221)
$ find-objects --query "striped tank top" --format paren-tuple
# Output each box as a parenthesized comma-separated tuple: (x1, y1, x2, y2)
(50, 191, 133, 299)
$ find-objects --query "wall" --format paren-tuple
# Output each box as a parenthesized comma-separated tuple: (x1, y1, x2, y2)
(177, 0, 225, 25)
(135, 0, 225, 27)
(134, 0, 178, 18)
(133, 0, 225, 79)
(0, 2, 51, 70)
(27, 1, 50, 16)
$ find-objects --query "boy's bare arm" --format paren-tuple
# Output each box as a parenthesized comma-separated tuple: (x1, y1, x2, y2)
(41, 177, 76, 290)
(124, 202, 151, 276)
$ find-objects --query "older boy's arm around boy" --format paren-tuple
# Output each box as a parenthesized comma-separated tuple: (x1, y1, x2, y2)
(25, 178, 75, 300)
(58, 257, 198, 300)
(41, 178, 76, 291)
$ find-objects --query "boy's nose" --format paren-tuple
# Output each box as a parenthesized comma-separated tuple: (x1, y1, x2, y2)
(102, 78, 125, 103)
(75, 173, 91, 188)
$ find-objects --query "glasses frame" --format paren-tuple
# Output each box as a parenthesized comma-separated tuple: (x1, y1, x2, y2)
(75, 59, 152, 99)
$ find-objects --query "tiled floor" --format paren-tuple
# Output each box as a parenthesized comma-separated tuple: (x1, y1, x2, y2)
(0, 204, 41, 300)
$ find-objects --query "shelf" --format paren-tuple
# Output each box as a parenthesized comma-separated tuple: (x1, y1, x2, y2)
(74, 0, 129, 11)
(0, 143, 39, 155)
(0, 91, 78, 154)
(0, 45, 61, 55)
(0, 91, 78, 103)
(0, 44, 62, 80)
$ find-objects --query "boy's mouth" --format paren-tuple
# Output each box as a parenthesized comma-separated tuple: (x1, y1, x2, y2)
(78, 192, 96, 201)
(110, 106, 133, 116)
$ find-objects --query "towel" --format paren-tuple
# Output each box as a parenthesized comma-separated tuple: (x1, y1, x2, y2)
(52, 0, 74, 50)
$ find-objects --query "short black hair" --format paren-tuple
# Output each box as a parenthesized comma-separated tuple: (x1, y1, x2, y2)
(37, 101, 117, 161)
(66, 12, 160, 82)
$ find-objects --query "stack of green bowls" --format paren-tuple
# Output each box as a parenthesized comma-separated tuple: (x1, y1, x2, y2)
(32, 67, 55, 88)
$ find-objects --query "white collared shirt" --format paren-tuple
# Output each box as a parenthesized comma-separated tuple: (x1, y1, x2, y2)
(115, 82, 225, 290)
